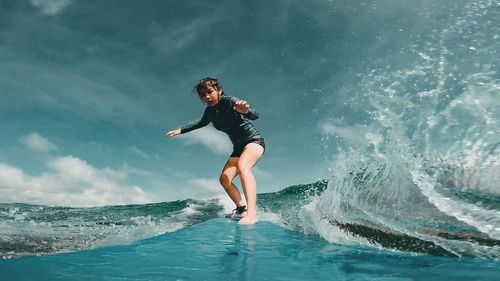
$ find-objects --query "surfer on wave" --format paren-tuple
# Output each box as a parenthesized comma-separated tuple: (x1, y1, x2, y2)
(166, 77, 265, 225)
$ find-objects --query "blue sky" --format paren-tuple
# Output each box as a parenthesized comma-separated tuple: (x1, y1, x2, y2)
(0, 0, 464, 206)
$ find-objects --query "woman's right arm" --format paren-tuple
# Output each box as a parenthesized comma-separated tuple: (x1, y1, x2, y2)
(166, 108, 210, 137)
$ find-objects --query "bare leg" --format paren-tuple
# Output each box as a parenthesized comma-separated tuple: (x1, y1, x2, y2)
(219, 157, 244, 208)
(236, 143, 264, 225)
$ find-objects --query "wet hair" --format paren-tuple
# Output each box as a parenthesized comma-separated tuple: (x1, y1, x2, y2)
(193, 77, 224, 98)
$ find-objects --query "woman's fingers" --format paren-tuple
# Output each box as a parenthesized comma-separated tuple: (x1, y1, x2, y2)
(166, 129, 181, 137)
(234, 100, 250, 113)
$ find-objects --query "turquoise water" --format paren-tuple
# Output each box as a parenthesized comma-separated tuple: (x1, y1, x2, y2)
(2, 218, 499, 281)
(1, 183, 500, 280)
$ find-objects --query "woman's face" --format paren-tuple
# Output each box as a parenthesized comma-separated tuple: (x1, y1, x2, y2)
(199, 86, 221, 107)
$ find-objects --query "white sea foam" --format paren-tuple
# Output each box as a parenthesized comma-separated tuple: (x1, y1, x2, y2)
(411, 170, 500, 240)
(298, 201, 374, 247)
(258, 211, 285, 227)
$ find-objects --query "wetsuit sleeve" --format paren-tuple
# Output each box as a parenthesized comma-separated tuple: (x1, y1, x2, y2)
(180, 107, 210, 134)
(230, 97, 259, 120)
(243, 108, 259, 120)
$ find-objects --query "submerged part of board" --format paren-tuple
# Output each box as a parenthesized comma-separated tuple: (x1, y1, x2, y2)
(225, 212, 243, 221)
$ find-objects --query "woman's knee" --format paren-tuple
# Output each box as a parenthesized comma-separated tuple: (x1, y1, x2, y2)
(237, 161, 251, 174)
(219, 173, 232, 188)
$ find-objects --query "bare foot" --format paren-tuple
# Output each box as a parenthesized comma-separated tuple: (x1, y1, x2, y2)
(238, 213, 257, 225)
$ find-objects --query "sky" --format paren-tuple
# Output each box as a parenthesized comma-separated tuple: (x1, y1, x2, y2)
(0, 0, 465, 206)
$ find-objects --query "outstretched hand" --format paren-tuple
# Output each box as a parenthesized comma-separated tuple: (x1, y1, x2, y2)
(234, 100, 250, 114)
(166, 128, 181, 137)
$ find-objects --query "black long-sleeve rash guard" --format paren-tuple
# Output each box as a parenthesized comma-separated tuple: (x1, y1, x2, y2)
(180, 96, 262, 146)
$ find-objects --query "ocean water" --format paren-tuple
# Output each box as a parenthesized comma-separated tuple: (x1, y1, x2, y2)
(1, 182, 500, 280)
(2, 0, 500, 279)
(0, 218, 499, 281)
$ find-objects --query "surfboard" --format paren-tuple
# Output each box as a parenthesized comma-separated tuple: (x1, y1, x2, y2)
(225, 206, 246, 221)
(225, 212, 243, 221)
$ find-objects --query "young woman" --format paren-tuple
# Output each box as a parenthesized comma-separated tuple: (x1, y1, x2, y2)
(166, 78, 265, 225)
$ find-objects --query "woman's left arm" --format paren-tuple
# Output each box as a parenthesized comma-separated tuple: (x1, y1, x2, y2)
(232, 97, 259, 120)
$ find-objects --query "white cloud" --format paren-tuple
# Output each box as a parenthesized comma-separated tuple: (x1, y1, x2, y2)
(30, 0, 71, 16)
(0, 164, 24, 190)
(149, 17, 220, 57)
(0, 156, 158, 207)
(188, 178, 221, 193)
(187, 178, 223, 198)
(1, 50, 164, 126)
(20, 133, 58, 153)
(253, 166, 274, 180)
(320, 120, 369, 145)
(320, 120, 387, 157)
(128, 145, 150, 159)
(119, 163, 154, 178)
(180, 127, 232, 155)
